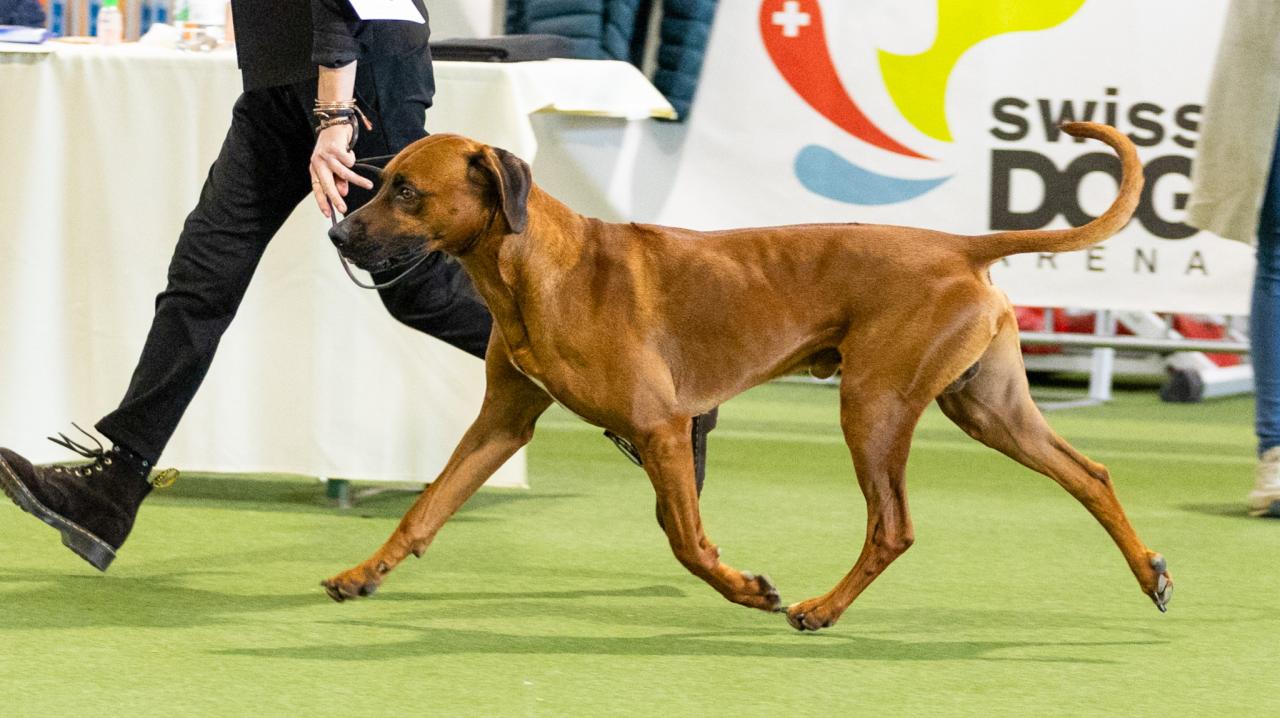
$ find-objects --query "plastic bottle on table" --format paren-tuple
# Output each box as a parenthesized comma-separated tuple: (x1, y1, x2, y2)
(97, 0, 123, 45)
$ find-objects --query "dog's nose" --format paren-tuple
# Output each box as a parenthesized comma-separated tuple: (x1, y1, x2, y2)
(329, 220, 351, 251)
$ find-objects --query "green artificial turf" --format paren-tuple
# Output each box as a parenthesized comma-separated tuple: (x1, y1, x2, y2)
(1, 382, 1277, 716)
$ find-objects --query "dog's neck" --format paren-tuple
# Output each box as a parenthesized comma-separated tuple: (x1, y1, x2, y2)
(456, 185, 589, 373)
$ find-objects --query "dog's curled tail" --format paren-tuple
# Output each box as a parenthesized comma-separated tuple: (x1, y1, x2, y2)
(964, 122, 1143, 267)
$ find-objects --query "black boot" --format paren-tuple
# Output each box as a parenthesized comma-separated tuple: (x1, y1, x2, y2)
(690, 408, 718, 497)
(0, 426, 159, 571)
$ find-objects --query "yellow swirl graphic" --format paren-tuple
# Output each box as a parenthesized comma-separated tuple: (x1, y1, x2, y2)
(879, 0, 1086, 142)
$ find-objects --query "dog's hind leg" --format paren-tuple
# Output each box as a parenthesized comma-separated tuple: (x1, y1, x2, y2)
(935, 315, 1172, 612)
(638, 418, 782, 612)
(784, 378, 926, 632)
(321, 350, 553, 602)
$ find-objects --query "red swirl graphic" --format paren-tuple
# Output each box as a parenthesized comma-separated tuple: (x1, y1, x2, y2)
(759, 0, 927, 160)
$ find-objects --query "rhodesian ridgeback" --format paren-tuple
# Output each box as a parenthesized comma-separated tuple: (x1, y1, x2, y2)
(323, 121, 1171, 631)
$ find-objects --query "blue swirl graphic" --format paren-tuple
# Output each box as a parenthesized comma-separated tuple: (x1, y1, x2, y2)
(795, 145, 951, 206)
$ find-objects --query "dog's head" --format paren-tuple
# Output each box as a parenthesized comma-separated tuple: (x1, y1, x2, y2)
(330, 134, 531, 271)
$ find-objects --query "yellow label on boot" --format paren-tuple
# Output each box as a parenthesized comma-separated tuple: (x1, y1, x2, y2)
(150, 468, 180, 489)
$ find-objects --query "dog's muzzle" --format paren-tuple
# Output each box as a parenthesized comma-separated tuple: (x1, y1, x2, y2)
(328, 220, 353, 253)
(329, 213, 430, 282)
(328, 218, 386, 270)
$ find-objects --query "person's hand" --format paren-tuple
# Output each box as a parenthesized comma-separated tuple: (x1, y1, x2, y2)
(310, 123, 374, 218)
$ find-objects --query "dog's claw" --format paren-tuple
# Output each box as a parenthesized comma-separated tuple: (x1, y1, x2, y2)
(786, 608, 809, 632)
(1148, 554, 1172, 613)
(740, 571, 781, 612)
(757, 573, 781, 611)
(321, 565, 383, 603)
(1151, 575, 1172, 613)
(321, 581, 345, 603)
(785, 601, 835, 631)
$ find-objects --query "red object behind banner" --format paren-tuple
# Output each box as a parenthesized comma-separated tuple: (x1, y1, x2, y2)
(1015, 308, 1241, 366)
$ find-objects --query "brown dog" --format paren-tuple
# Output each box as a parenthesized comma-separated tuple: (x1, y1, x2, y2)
(323, 121, 1171, 630)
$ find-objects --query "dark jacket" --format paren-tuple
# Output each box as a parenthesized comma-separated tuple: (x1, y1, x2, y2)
(230, 0, 431, 90)
(0, 0, 45, 26)
(505, 0, 718, 119)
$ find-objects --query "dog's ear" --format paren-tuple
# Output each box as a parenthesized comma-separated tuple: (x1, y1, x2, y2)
(472, 146, 531, 234)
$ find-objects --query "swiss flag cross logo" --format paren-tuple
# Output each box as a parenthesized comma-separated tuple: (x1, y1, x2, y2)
(758, 0, 927, 159)
(770, 1, 813, 37)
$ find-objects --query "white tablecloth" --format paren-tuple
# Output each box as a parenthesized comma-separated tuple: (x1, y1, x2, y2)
(0, 43, 672, 486)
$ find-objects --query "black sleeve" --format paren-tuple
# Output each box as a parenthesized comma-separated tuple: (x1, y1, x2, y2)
(312, 0, 361, 68)
(311, 0, 433, 69)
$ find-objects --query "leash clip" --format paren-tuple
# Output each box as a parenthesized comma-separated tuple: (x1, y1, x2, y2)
(604, 431, 644, 467)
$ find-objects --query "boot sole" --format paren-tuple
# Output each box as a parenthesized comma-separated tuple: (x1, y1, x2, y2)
(1249, 498, 1280, 518)
(0, 455, 116, 571)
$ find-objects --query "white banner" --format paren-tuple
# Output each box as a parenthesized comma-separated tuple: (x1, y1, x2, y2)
(661, 0, 1253, 315)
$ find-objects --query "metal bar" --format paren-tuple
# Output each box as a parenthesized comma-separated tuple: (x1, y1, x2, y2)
(1020, 332, 1250, 354)
(1088, 310, 1116, 402)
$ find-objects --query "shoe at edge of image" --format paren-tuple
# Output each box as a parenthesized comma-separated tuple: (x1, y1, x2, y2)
(1249, 446, 1280, 518)
(0, 428, 158, 571)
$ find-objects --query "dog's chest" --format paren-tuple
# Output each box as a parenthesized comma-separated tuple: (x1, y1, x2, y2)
(510, 358, 551, 396)
(507, 349, 595, 424)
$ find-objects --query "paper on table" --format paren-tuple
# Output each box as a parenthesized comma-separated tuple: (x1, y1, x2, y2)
(0, 25, 50, 44)
(346, 0, 425, 23)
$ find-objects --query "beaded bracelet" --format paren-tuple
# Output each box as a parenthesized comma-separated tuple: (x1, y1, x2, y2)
(313, 100, 374, 151)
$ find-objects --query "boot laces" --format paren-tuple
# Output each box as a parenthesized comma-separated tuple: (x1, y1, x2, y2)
(46, 424, 177, 487)
(47, 423, 118, 478)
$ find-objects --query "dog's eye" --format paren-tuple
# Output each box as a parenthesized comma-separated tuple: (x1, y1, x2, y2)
(397, 187, 417, 201)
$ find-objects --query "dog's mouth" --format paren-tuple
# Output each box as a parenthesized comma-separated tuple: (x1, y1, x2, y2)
(344, 248, 426, 274)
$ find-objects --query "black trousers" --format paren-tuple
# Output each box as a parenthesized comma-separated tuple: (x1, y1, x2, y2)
(96, 60, 492, 463)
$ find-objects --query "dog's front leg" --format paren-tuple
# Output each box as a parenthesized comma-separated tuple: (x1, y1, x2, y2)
(640, 419, 782, 613)
(322, 356, 552, 602)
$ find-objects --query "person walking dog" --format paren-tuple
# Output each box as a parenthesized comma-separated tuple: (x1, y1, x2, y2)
(0, 0, 716, 571)
(1187, 0, 1280, 517)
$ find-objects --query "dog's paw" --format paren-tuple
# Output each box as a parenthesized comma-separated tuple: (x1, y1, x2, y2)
(738, 571, 782, 612)
(785, 598, 838, 632)
(321, 563, 384, 603)
(1147, 553, 1173, 613)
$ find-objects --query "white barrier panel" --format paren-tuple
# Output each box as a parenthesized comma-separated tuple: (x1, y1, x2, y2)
(429, 0, 499, 38)
(659, 0, 1252, 315)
